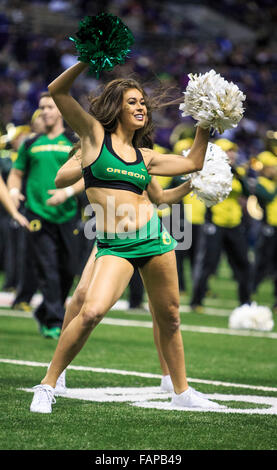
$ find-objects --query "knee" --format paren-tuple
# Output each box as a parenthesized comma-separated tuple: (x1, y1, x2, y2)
(80, 302, 105, 329)
(156, 301, 180, 335)
(71, 285, 87, 310)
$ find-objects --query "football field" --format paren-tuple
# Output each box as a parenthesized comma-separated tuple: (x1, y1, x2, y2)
(0, 258, 277, 452)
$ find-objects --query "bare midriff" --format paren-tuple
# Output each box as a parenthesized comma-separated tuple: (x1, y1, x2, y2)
(86, 187, 154, 234)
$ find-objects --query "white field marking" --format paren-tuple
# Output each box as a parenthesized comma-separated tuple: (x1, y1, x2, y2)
(0, 292, 237, 316)
(0, 358, 160, 379)
(0, 311, 32, 319)
(0, 293, 131, 310)
(1, 291, 272, 317)
(101, 317, 277, 339)
(134, 303, 233, 316)
(0, 310, 276, 338)
(203, 298, 241, 307)
(19, 386, 277, 415)
(132, 392, 277, 415)
(179, 305, 231, 316)
(0, 307, 231, 321)
(2, 358, 277, 393)
(141, 301, 234, 316)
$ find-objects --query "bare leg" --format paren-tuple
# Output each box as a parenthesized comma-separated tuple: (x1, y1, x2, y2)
(58, 244, 174, 383)
(32, 251, 221, 411)
(140, 251, 188, 394)
(61, 245, 97, 332)
(41, 255, 134, 388)
(149, 299, 169, 376)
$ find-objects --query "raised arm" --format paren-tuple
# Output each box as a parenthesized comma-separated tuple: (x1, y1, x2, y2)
(144, 127, 209, 176)
(147, 176, 192, 206)
(48, 62, 99, 138)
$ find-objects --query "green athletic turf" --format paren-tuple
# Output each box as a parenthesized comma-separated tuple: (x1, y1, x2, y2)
(0, 256, 276, 451)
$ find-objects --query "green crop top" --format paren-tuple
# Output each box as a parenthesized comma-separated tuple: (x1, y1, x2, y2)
(82, 132, 151, 195)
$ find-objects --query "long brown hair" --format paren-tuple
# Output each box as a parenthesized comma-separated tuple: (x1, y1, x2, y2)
(88, 77, 183, 149)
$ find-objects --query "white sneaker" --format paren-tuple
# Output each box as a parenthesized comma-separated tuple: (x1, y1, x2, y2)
(48, 363, 67, 395)
(30, 384, 56, 413)
(190, 386, 207, 399)
(171, 387, 225, 410)
(55, 369, 67, 395)
(160, 376, 206, 399)
(160, 375, 174, 392)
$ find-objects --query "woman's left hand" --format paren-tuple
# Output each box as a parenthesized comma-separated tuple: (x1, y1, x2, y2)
(46, 189, 68, 206)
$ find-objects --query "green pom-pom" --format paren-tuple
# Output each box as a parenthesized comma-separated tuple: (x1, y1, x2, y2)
(69, 13, 134, 77)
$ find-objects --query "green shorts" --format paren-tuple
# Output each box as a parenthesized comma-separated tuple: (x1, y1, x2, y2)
(95, 210, 177, 268)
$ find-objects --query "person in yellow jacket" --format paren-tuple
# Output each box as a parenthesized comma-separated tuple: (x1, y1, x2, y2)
(167, 176, 206, 293)
(183, 189, 206, 278)
(250, 151, 277, 312)
(166, 138, 205, 293)
(128, 143, 174, 307)
(190, 139, 251, 311)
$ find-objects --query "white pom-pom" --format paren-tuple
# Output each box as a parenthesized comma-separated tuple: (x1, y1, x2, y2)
(179, 69, 246, 133)
(228, 302, 274, 332)
(183, 142, 233, 207)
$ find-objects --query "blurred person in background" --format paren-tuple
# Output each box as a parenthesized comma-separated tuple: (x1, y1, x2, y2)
(8, 92, 83, 338)
(129, 141, 177, 308)
(11, 109, 46, 311)
(0, 173, 30, 229)
(0, 124, 31, 293)
(249, 151, 277, 313)
(168, 137, 206, 295)
(190, 138, 251, 312)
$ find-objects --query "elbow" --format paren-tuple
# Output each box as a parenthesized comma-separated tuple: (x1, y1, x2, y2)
(148, 191, 164, 206)
(190, 161, 203, 173)
(47, 82, 65, 98)
(148, 195, 159, 205)
(153, 196, 164, 206)
(47, 82, 55, 96)
(55, 171, 64, 188)
(47, 84, 59, 100)
(186, 153, 204, 173)
(194, 162, 204, 172)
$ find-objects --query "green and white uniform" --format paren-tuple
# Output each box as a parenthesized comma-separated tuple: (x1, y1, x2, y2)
(82, 131, 177, 266)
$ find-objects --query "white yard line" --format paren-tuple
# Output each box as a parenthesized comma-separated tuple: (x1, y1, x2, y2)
(102, 317, 277, 339)
(0, 309, 276, 339)
(179, 305, 231, 316)
(1, 358, 277, 393)
(1, 291, 272, 317)
(0, 292, 234, 316)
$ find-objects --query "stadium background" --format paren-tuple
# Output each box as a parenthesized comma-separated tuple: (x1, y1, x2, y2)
(0, 0, 277, 304)
(0, 0, 277, 453)
(1, 0, 277, 146)
(1, 0, 277, 306)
